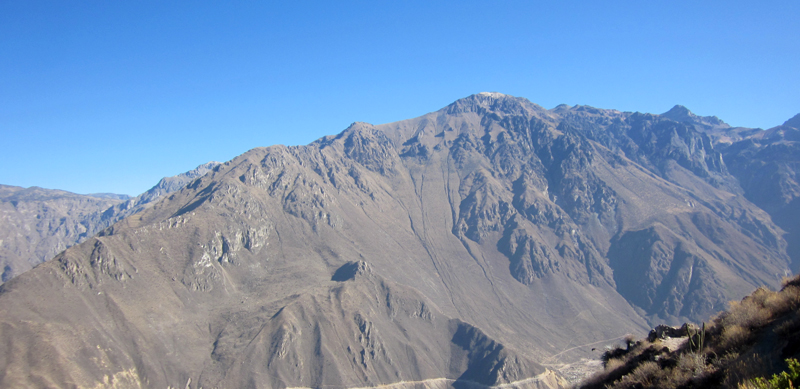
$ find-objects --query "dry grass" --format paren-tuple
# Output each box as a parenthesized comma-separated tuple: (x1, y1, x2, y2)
(577, 274, 800, 389)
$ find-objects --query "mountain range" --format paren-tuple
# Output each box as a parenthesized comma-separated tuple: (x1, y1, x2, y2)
(0, 161, 220, 284)
(0, 93, 797, 388)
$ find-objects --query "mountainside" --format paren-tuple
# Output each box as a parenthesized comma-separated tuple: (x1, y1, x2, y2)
(0, 93, 795, 388)
(0, 162, 220, 284)
(720, 121, 800, 272)
(134, 161, 221, 205)
(0, 185, 127, 283)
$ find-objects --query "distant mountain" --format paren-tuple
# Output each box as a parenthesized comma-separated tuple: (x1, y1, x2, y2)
(720, 118, 800, 272)
(784, 113, 800, 129)
(0, 185, 127, 282)
(86, 193, 133, 200)
(0, 93, 795, 388)
(0, 162, 220, 284)
(662, 105, 762, 145)
(660, 106, 800, 272)
(134, 161, 220, 205)
(661, 104, 730, 132)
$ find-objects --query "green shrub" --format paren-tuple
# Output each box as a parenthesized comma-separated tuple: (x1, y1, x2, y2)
(748, 358, 800, 389)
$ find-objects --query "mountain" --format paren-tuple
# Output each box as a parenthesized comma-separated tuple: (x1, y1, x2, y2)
(0, 162, 220, 284)
(86, 193, 133, 200)
(660, 105, 730, 133)
(720, 118, 800, 272)
(665, 106, 800, 272)
(785, 113, 800, 130)
(0, 185, 128, 283)
(134, 161, 221, 205)
(0, 93, 794, 388)
(661, 105, 762, 146)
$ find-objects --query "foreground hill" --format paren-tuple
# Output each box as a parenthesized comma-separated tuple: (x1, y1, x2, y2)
(0, 93, 794, 388)
(0, 162, 219, 284)
(578, 274, 800, 388)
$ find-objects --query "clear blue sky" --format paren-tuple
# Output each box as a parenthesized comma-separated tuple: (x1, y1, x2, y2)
(1, 1, 798, 196)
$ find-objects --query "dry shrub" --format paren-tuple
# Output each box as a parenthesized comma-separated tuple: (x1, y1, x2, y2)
(663, 369, 693, 389)
(751, 287, 774, 306)
(725, 354, 769, 388)
(720, 324, 753, 350)
(775, 312, 800, 336)
(724, 297, 772, 329)
(782, 274, 800, 289)
(615, 361, 660, 388)
(713, 351, 740, 369)
(623, 334, 636, 348)
(605, 357, 626, 372)
(677, 352, 708, 377)
(765, 285, 800, 316)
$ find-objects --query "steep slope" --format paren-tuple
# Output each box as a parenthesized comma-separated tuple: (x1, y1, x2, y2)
(0, 162, 220, 284)
(657, 107, 800, 273)
(720, 117, 800, 271)
(372, 93, 787, 324)
(0, 93, 791, 388)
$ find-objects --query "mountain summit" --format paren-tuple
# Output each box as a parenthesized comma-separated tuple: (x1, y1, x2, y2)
(661, 104, 730, 131)
(0, 94, 794, 388)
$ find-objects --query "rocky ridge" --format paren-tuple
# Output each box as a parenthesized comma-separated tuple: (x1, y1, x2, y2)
(0, 161, 220, 284)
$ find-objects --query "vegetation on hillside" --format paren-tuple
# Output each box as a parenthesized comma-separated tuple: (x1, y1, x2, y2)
(578, 275, 800, 389)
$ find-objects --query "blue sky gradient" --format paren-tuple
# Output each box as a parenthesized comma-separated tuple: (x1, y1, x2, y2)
(1, 1, 798, 195)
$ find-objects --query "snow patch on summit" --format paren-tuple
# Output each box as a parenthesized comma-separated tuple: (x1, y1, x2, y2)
(478, 92, 506, 98)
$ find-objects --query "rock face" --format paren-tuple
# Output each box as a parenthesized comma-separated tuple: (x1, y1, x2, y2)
(0, 162, 220, 284)
(0, 93, 794, 388)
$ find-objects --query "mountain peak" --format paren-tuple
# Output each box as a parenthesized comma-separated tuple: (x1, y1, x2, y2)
(661, 104, 729, 131)
(661, 105, 694, 121)
(477, 91, 508, 98)
(444, 92, 544, 116)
